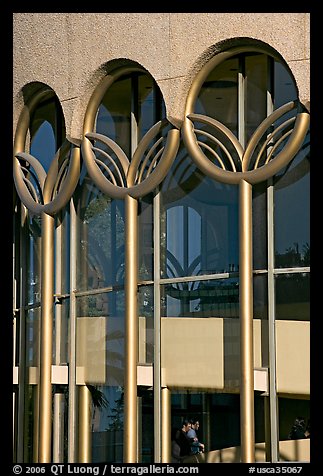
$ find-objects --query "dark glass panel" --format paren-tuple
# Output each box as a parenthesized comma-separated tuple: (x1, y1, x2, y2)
(30, 97, 65, 171)
(97, 75, 132, 157)
(253, 274, 268, 320)
(274, 139, 310, 268)
(30, 121, 56, 172)
(55, 207, 71, 295)
(196, 56, 239, 136)
(76, 292, 125, 463)
(138, 285, 154, 364)
(75, 171, 125, 292)
(53, 297, 70, 365)
(278, 397, 310, 441)
(27, 216, 41, 305)
(160, 150, 239, 279)
(23, 386, 38, 462)
(91, 385, 124, 463)
(275, 273, 310, 321)
(273, 61, 298, 109)
(26, 307, 40, 367)
(245, 53, 268, 143)
(138, 194, 153, 281)
(138, 74, 158, 139)
(252, 181, 267, 270)
(253, 274, 269, 367)
(161, 278, 239, 318)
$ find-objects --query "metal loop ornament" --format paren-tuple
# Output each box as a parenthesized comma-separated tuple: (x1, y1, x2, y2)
(13, 88, 80, 216)
(182, 102, 310, 185)
(14, 140, 80, 216)
(81, 118, 180, 200)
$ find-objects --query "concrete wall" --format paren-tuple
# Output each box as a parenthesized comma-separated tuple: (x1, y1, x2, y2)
(13, 13, 310, 142)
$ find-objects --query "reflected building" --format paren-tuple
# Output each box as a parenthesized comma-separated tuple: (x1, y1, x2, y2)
(13, 13, 310, 464)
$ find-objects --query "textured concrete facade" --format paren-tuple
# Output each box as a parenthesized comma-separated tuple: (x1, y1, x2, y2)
(13, 13, 310, 143)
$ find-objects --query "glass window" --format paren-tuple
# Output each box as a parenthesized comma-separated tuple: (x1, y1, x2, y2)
(274, 137, 310, 269)
(30, 96, 65, 170)
(275, 273, 310, 321)
(161, 278, 239, 318)
(160, 152, 239, 279)
(75, 176, 125, 292)
(252, 182, 268, 270)
(76, 291, 125, 463)
(196, 57, 239, 135)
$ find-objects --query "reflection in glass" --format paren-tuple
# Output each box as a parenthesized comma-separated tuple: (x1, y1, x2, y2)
(138, 195, 153, 281)
(253, 275, 268, 321)
(76, 292, 125, 462)
(253, 274, 269, 367)
(245, 54, 268, 143)
(274, 139, 310, 269)
(26, 307, 41, 367)
(30, 96, 65, 171)
(161, 278, 239, 318)
(75, 174, 125, 292)
(96, 73, 164, 156)
(278, 397, 310, 441)
(196, 57, 239, 136)
(23, 386, 38, 462)
(273, 61, 298, 109)
(53, 298, 69, 365)
(252, 182, 267, 270)
(97, 76, 131, 157)
(55, 207, 71, 295)
(28, 216, 41, 305)
(160, 151, 239, 279)
(275, 273, 309, 321)
(138, 285, 154, 364)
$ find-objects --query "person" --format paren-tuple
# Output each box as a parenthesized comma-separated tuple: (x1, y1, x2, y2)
(288, 416, 306, 440)
(187, 419, 205, 455)
(171, 428, 182, 463)
(177, 419, 192, 460)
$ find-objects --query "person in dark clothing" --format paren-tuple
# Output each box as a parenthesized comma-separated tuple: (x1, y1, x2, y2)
(171, 428, 182, 463)
(177, 419, 192, 459)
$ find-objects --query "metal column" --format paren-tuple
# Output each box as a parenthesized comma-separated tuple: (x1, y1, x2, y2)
(239, 179, 255, 463)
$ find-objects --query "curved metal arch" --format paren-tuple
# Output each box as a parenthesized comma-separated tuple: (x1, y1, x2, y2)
(183, 104, 310, 186)
(182, 45, 310, 185)
(13, 87, 81, 215)
(81, 66, 180, 200)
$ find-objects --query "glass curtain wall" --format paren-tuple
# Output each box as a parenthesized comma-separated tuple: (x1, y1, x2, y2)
(13, 53, 309, 464)
(13, 93, 68, 462)
(73, 71, 165, 463)
(159, 52, 310, 458)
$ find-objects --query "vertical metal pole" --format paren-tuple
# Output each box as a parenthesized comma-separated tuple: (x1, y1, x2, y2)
(124, 194, 138, 462)
(161, 387, 171, 463)
(78, 385, 92, 462)
(239, 179, 255, 463)
(267, 180, 279, 461)
(68, 198, 78, 462)
(53, 395, 64, 463)
(17, 206, 27, 462)
(53, 215, 65, 463)
(202, 393, 211, 454)
(33, 233, 42, 463)
(38, 212, 54, 462)
(154, 190, 162, 462)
